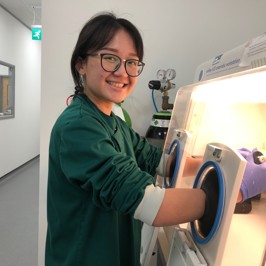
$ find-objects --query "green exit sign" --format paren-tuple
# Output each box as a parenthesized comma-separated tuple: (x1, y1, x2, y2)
(32, 26, 42, 40)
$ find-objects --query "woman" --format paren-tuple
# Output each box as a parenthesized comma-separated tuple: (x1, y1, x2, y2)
(45, 11, 266, 266)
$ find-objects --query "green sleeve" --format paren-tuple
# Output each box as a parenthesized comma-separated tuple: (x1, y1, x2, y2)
(124, 123, 163, 176)
(53, 115, 154, 216)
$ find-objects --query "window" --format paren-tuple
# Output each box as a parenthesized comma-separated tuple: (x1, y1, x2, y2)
(0, 60, 15, 119)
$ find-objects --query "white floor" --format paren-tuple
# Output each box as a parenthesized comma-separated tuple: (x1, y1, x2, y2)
(0, 157, 39, 266)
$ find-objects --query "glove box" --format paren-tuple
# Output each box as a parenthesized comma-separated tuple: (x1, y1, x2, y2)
(159, 66, 266, 266)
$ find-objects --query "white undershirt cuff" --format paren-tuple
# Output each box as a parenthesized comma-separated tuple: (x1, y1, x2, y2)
(134, 184, 165, 226)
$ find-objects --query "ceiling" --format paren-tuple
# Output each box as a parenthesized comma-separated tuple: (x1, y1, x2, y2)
(0, 0, 42, 29)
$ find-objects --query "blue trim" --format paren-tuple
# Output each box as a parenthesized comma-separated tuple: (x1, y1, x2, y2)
(152, 89, 159, 113)
(190, 160, 225, 244)
(164, 139, 181, 188)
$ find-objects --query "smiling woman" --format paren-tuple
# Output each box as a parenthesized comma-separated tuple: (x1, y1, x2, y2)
(0, 60, 15, 119)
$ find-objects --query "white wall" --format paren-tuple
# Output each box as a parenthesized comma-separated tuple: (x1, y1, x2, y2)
(0, 7, 41, 177)
(39, 0, 266, 265)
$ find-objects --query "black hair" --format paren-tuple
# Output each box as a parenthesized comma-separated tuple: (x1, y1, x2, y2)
(70, 11, 144, 96)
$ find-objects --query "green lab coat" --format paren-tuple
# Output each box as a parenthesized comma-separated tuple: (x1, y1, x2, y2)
(45, 95, 162, 266)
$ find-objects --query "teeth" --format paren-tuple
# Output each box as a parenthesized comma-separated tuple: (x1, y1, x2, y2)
(108, 81, 124, 88)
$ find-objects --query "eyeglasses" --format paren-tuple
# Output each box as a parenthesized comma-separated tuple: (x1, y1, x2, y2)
(86, 53, 145, 77)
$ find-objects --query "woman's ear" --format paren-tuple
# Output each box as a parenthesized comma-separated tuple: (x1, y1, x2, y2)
(75, 58, 86, 75)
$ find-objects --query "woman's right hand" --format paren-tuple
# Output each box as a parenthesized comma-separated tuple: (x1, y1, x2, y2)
(238, 148, 266, 201)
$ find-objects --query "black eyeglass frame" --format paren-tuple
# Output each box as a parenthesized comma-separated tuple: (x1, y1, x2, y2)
(86, 53, 145, 77)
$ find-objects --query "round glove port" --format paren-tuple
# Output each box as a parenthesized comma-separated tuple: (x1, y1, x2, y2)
(164, 139, 180, 188)
(190, 161, 225, 244)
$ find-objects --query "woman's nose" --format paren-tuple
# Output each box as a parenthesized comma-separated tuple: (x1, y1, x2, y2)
(113, 62, 128, 77)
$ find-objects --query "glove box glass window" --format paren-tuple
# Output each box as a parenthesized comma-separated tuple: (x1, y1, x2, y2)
(165, 66, 266, 157)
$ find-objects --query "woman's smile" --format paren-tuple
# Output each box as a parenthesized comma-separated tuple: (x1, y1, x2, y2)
(107, 80, 127, 88)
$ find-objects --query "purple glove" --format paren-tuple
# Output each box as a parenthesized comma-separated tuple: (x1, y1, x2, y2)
(238, 148, 266, 201)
